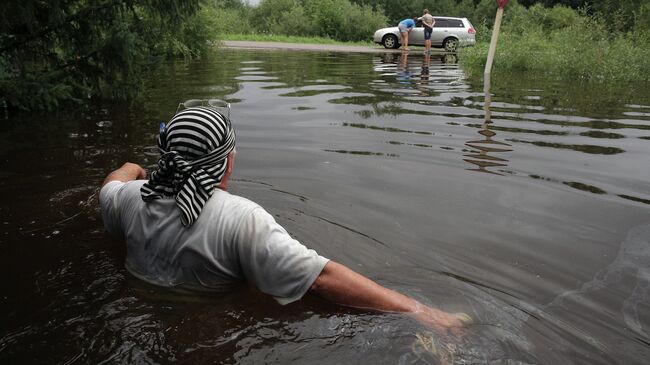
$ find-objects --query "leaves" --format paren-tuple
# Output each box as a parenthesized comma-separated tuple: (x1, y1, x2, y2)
(0, 0, 203, 111)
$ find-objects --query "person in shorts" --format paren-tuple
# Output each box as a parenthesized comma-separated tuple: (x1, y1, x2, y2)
(397, 17, 417, 51)
(419, 9, 436, 54)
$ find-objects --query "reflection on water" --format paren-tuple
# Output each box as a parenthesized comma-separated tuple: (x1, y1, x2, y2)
(463, 120, 511, 175)
(324, 149, 398, 157)
(1, 49, 650, 364)
(342, 122, 432, 135)
(420, 54, 430, 82)
(619, 194, 650, 205)
(508, 138, 625, 155)
(563, 181, 607, 194)
(462, 99, 512, 175)
(462, 62, 512, 174)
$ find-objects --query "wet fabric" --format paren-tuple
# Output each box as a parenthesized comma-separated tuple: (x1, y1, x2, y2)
(102, 180, 329, 304)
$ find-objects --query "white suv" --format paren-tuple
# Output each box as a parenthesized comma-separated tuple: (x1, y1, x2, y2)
(373, 17, 476, 51)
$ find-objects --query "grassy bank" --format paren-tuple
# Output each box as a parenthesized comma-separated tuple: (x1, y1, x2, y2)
(459, 6, 650, 82)
(218, 33, 375, 47)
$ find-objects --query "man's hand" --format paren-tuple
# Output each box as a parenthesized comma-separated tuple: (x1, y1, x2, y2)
(102, 162, 147, 187)
(409, 304, 470, 333)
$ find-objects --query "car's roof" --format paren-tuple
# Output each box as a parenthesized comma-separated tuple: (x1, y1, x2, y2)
(432, 16, 467, 20)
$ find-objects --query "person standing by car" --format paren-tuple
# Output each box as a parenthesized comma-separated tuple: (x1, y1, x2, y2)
(419, 9, 436, 54)
(397, 17, 417, 51)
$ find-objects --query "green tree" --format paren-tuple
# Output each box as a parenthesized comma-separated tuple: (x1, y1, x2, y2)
(0, 0, 203, 111)
(249, 0, 387, 41)
(252, 0, 295, 33)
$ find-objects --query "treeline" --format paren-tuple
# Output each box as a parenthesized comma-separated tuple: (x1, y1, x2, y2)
(3, 0, 650, 111)
(352, 0, 650, 32)
(200, 0, 389, 42)
(211, 0, 650, 52)
(232, 0, 650, 37)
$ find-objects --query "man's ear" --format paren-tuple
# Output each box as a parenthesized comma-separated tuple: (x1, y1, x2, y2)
(217, 151, 236, 191)
(226, 150, 235, 174)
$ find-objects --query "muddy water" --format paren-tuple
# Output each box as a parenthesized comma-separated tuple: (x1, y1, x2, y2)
(1, 49, 649, 364)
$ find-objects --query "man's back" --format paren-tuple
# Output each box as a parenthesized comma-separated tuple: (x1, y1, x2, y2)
(421, 13, 434, 27)
(100, 180, 328, 303)
(400, 18, 415, 28)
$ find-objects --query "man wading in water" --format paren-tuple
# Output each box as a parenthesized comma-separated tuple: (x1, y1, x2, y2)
(100, 106, 469, 330)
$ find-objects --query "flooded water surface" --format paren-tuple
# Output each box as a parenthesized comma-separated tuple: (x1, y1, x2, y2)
(1, 49, 649, 364)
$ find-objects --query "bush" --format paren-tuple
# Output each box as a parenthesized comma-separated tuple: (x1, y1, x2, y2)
(251, 0, 298, 34)
(309, 0, 387, 41)
(339, 3, 389, 41)
(460, 4, 650, 82)
(201, 3, 251, 38)
(270, 6, 316, 36)
(248, 0, 387, 42)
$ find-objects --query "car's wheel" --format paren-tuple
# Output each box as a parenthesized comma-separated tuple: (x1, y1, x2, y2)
(443, 54, 458, 64)
(443, 37, 459, 52)
(382, 34, 400, 49)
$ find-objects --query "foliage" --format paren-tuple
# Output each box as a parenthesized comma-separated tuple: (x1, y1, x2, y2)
(247, 0, 388, 41)
(518, 0, 650, 34)
(353, 0, 650, 34)
(199, 1, 252, 38)
(249, 0, 316, 36)
(305, 0, 388, 41)
(0, 0, 203, 111)
(459, 3, 650, 82)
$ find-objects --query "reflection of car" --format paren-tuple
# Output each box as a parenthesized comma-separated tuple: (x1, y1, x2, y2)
(377, 52, 458, 65)
(372, 52, 465, 82)
(373, 17, 476, 51)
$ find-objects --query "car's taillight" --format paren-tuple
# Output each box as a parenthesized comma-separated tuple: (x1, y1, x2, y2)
(468, 27, 476, 34)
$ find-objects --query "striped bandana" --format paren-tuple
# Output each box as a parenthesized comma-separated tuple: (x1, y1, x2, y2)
(140, 107, 235, 227)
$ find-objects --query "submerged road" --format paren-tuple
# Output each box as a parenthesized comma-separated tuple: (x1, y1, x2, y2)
(219, 40, 446, 54)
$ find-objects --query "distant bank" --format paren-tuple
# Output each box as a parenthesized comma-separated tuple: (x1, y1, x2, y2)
(219, 40, 445, 54)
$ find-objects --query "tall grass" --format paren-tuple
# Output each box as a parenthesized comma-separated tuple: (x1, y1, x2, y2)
(460, 4, 650, 82)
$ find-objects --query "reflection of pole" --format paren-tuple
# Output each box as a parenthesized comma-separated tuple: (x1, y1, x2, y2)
(484, 1, 508, 123)
(464, 0, 511, 175)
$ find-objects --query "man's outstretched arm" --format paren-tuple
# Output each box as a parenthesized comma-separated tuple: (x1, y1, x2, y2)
(310, 261, 467, 330)
(102, 162, 146, 187)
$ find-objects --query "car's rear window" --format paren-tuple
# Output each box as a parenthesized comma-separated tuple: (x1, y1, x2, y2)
(434, 18, 465, 28)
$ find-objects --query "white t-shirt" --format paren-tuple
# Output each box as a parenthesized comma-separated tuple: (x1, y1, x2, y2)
(100, 180, 329, 305)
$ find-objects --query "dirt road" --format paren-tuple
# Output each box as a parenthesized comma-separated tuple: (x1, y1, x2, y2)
(219, 40, 444, 54)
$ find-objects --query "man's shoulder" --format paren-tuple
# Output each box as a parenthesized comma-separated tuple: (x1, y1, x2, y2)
(100, 179, 145, 204)
(210, 190, 264, 215)
(197, 190, 270, 231)
(102, 179, 146, 192)
(224, 191, 258, 205)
